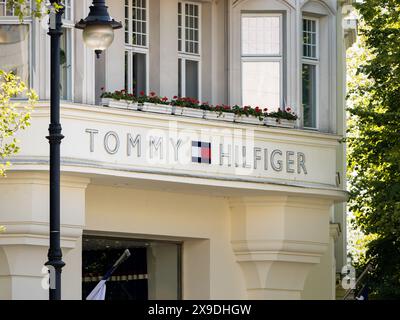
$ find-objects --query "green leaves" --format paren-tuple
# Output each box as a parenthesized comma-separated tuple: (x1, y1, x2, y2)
(0, 70, 37, 176)
(347, 0, 400, 298)
(5, 0, 47, 21)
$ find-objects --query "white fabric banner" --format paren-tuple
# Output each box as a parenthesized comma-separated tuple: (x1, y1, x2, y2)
(86, 280, 107, 300)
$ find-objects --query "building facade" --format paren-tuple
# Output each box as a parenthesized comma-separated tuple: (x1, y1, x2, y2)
(0, 0, 354, 299)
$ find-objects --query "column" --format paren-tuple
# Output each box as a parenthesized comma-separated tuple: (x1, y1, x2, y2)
(229, 195, 333, 300)
(0, 172, 89, 299)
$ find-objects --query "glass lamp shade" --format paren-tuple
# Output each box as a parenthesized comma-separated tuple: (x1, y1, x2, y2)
(82, 24, 114, 51)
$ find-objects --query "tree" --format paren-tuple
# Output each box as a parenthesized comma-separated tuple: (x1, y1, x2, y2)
(0, 0, 47, 176)
(6, 0, 46, 20)
(0, 71, 37, 176)
(347, 0, 400, 299)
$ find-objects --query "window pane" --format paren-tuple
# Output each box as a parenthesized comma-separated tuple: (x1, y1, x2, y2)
(178, 58, 182, 97)
(302, 64, 317, 128)
(62, 0, 72, 20)
(131, 0, 147, 47)
(242, 16, 281, 55)
(133, 52, 146, 95)
(185, 60, 198, 100)
(0, 24, 30, 85)
(0, 0, 32, 16)
(124, 51, 129, 91)
(60, 28, 71, 100)
(242, 61, 280, 109)
(302, 18, 317, 59)
(181, 3, 199, 54)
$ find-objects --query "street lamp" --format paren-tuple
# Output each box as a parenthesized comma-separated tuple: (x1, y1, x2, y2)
(75, 0, 122, 58)
(45, 0, 121, 301)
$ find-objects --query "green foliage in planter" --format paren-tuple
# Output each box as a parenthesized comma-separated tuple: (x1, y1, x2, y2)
(232, 105, 264, 120)
(100, 89, 136, 102)
(171, 96, 201, 109)
(267, 107, 298, 121)
(99, 90, 299, 122)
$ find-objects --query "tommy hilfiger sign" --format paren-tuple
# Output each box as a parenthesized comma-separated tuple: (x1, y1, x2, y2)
(84, 129, 308, 175)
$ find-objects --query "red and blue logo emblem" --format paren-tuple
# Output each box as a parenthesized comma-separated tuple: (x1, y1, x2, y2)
(192, 141, 211, 164)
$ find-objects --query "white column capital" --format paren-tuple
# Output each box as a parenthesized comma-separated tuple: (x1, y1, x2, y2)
(0, 172, 90, 299)
(229, 194, 334, 299)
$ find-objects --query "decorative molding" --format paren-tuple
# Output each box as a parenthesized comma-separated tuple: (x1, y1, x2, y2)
(330, 222, 341, 240)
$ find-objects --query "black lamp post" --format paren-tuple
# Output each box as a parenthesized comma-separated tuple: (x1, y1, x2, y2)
(45, 0, 121, 300)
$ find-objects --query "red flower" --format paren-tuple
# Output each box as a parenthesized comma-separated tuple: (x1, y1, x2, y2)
(173, 95, 178, 99)
(100, 86, 105, 91)
(162, 97, 168, 102)
(139, 90, 145, 96)
(263, 108, 268, 112)
(150, 91, 156, 97)
(121, 89, 126, 93)
(286, 107, 291, 112)
(255, 106, 260, 112)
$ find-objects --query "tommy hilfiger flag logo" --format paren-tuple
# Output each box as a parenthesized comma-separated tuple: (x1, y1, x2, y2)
(192, 141, 211, 164)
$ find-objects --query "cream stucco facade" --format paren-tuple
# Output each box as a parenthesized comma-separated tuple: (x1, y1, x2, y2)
(0, 0, 354, 300)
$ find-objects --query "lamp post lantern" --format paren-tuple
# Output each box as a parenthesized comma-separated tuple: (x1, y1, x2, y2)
(75, 0, 122, 58)
(45, 0, 121, 300)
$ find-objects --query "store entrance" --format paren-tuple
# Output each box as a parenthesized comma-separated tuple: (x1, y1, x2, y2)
(82, 235, 181, 300)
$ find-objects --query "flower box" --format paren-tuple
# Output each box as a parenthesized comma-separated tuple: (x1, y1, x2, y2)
(127, 102, 140, 111)
(101, 98, 112, 106)
(176, 107, 205, 118)
(234, 115, 263, 125)
(109, 99, 130, 110)
(264, 117, 296, 128)
(141, 102, 174, 115)
(204, 111, 235, 122)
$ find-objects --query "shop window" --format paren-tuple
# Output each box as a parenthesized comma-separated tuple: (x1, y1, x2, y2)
(82, 235, 181, 300)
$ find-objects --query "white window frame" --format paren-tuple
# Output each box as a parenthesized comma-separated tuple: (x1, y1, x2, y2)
(124, 0, 149, 94)
(240, 13, 283, 109)
(0, 1, 32, 94)
(301, 16, 319, 130)
(61, 0, 74, 101)
(178, 1, 201, 100)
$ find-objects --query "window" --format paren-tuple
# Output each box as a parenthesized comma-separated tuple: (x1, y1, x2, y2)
(241, 14, 282, 110)
(125, 0, 148, 95)
(302, 18, 318, 128)
(82, 235, 182, 300)
(0, 0, 29, 16)
(178, 2, 200, 100)
(61, 0, 73, 101)
(0, 1, 31, 87)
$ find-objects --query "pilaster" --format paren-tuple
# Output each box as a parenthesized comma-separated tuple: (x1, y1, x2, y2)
(229, 195, 333, 299)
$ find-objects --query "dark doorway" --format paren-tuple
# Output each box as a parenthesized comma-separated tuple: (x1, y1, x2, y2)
(82, 235, 181, 300)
